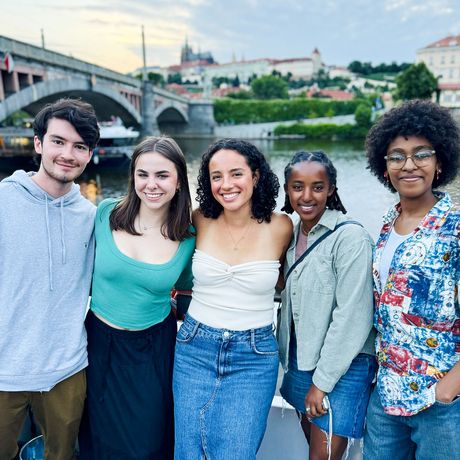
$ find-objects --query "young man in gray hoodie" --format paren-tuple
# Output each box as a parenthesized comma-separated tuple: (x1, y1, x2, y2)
(0, 98, 100, 460)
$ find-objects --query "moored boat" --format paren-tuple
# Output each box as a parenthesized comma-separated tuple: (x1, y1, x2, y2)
(92, 121, 139, 166)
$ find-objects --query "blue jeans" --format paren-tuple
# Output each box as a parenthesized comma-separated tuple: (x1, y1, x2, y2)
(364, 385, 460, 459)
(173, 315, 279, 460)
(280, 335, 377, 438)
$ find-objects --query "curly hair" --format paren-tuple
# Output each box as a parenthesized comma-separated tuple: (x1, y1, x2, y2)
(366, 99, 460, 191)
(281, 150, 347, 214)
(196, 138, 279, 222)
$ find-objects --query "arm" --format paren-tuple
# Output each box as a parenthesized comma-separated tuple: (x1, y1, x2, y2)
(312, 232, 375, 394)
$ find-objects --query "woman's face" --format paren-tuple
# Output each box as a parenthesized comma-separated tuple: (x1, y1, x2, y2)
(208, 149, 259, 213)
(134, 151, 179, 213)
(385, 135, 439, 201)
(285, 161, 334, 232)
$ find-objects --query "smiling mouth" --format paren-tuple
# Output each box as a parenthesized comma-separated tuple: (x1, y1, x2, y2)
(145, 192, 163, 199)
(56, 162, 76, 169)
(400, 176, 422, 182)
(222, 192, 239, 201)
(299, 204, 315, 211)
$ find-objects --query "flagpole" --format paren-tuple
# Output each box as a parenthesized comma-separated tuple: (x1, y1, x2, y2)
(142, 25, 147, 82)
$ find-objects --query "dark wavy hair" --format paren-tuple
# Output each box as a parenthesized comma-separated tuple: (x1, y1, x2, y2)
(366, 99, 460, 192)
(109, 136, 193, 241)
(33, 98, 100, 149)
(282, 150, 346, 214)
(196, 138, 279, 222)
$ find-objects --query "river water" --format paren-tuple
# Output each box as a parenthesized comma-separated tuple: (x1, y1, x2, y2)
(1, 138, 459, 241)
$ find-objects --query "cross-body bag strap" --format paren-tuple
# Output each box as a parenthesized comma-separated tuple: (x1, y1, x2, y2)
(284, 220, 363, 283)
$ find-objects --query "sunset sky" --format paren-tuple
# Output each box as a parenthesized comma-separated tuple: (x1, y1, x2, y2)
(2, 0, 460, 74)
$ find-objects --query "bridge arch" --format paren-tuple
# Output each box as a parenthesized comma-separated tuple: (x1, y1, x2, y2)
(0, 78, 141, 126)
(154, 102, 189, 124)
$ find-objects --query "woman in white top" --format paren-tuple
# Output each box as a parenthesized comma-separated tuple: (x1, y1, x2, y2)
(173, 139, 292, 460)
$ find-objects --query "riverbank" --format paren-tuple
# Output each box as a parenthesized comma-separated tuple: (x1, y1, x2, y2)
(215, 114, 355, 139)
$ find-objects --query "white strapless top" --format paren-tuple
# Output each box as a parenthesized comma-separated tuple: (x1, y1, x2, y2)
(187, 249, 280, 330)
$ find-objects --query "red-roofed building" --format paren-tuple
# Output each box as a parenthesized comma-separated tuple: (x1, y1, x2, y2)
(417, 35, 460, 107)
(307, 88, 354, 100)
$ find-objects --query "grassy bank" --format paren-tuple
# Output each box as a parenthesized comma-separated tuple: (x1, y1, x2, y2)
(274, 122, 369, 140)
(214, 98, 366, 124)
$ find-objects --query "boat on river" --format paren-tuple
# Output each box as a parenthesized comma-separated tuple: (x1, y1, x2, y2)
(92, 121, 139, 166)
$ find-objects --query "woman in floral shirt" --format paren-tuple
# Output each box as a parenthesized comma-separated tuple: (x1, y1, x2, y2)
(363, 100, 460, 459)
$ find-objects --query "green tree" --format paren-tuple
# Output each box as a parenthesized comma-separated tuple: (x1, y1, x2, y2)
(395, 63, 438, 100)
(167, 72, 182, 84)
(147, 72, 164, 86)
(354, 103, 372, 128)
(250, 75, 288, 100)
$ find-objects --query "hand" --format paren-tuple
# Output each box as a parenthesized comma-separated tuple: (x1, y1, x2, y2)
(435, 379, 457, 403)
(304, 384, 328, 419)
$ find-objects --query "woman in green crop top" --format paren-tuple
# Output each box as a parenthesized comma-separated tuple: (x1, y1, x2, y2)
(79, 136, 195, 460)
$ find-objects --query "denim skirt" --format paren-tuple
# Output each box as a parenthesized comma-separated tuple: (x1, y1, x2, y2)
(173, 314, 279, 460)
(280, 335, 377, 439)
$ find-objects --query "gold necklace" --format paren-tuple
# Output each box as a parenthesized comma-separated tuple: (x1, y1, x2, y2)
(224, 217, 253, 251)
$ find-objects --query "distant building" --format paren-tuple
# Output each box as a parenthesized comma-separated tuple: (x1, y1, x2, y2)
(180, 38, 215, 65)
(307, 88, 354, 100)
(204, 49, 324, 84)
(417, 35, 460, 107)
(327, 65, 355, 80)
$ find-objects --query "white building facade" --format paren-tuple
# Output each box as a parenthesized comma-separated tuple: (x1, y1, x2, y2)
(416, 35, 460, 107)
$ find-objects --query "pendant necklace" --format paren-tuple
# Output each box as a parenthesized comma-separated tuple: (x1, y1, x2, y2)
(224, 217, 253, 251)
(138, 216, 160, 232)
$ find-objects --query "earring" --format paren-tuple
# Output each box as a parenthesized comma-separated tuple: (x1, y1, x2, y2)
(436, 169, 441, 181)
(384, 171, 389, 183)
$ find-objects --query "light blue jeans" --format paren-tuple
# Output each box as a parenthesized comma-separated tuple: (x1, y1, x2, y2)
(173, 315, 279, 460)
(364, 385, 460, 459)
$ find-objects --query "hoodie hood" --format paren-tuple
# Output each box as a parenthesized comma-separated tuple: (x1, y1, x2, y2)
(2, 170, 82, 206)
(1, 170, 87, 291)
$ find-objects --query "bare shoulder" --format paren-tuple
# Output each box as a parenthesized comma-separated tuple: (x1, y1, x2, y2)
(271, 212, 293, 235)
(192, 208, 206, 229)
(193, 208, 217, 234)
(267, 213, 293, 250)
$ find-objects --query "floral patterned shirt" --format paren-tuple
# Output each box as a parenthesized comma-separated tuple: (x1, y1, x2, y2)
(373, 192, 460, 416)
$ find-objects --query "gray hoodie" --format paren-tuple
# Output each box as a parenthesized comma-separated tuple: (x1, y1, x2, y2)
(0, 170, 96, 391)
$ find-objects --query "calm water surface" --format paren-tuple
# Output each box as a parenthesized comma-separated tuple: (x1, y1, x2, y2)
(2, 138, 459, 241)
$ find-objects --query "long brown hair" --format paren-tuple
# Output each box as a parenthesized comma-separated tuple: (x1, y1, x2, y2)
(109, 136, 193, 241)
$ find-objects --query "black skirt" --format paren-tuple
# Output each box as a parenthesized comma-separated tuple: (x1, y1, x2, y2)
(79, 309, 176, 460)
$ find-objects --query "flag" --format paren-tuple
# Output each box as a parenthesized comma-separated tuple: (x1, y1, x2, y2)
(4, 52, 14, 73)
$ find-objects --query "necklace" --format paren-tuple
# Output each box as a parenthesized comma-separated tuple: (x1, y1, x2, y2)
(138, 216, 160, 232)
(224, 217, 253, 251)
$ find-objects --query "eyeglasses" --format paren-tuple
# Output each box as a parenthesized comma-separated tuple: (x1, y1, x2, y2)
(384, 149, 436, 170)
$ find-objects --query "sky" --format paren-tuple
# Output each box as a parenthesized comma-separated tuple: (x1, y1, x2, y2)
(2, 0, 460, 74)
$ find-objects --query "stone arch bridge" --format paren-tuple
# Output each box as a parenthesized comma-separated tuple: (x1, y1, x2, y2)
(0, 35, 215, 137)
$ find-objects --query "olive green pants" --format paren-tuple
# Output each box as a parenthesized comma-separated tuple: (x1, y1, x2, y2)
(0, 369, 86, 460)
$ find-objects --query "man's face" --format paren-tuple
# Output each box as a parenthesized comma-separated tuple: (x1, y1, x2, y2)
(34, 118, 93, 186)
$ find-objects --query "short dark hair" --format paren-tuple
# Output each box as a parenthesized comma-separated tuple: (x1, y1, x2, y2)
(33, 98, 100, 149)
(109, 136, 193, 241)
(282, 150, 346, 214)
(366, 99, 460, 191)
(196, 138, 279, 223)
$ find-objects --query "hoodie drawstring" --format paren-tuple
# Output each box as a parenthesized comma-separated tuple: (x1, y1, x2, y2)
(45, 196, 68, 291)
(45, 195, 54, 291)
(60, 199, 66, 264)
